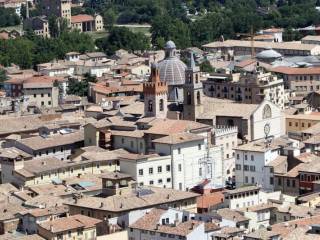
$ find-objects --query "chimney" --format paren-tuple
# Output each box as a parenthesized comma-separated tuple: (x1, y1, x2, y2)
(189, 222, 195, 230)
(154, 224, 159, 230)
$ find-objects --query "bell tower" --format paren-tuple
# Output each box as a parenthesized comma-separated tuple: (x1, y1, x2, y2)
(183, 52, 203, 121)
(143, 64, 168, 118)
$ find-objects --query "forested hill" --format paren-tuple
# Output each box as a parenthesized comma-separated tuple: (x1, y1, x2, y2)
(87, 0, 320, 48)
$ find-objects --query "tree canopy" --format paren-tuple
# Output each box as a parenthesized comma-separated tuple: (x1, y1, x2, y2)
(0, 31, 95, 69)
(0, 7, 20, 27)
(96, 27, 150, 55)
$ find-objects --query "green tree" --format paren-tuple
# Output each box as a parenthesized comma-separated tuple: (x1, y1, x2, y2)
(0, 7, 20, 27)
(49, 15, 60, 38)
(0, 68, 7, 88)
(67, 73, 97, 96)
(151, 14, 191, 49)
(96, 27, 150, 55)
(102, 8, 117, 29)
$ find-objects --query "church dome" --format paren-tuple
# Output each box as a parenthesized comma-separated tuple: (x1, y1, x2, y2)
(158, 40, 187, 86)
(256, 48, 282, 59)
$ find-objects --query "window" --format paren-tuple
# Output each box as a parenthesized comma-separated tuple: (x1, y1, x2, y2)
(244, 165, 249, 171)
(77, 229, 83, 236)
(199, 168, 202, 176)
(197, 91, 201, 105)
(270, 177, 274, 185)
(308, 123, 311, 127)
(251, 155, 254, 161)
(158, 179, 163, 184)
(245, 176, 248, 183)
(179, 183, 182, 190)
(48, 101, 51, 105)
(68, 231, 71, 237)
(245, 155, 248, 160)
(295, 122, 298, 127)
(292, 180, 296, 187)
(41, 93, 44, 97)
(121, 138, 124, 144)
(187, 92, 192, 105)
(157, 166, 162, 173)
(167, 178, 171, 183)
(41, 101, 44, 106)
(178, 164, 182, 172)
(48, 93, 51, 97)
(278, 178, 282, 185)
(130, 141, 133, 148)
(236, 164, 241, 170)
(148, 100, 153, 112)
(178, 148, 181, 154)
(198, 144, 201, 150)
(149, 168, 153, 174)
(251, 177, 255, 184)
(159, 99, 164, 111)
(33, 94, 36, 98)
(237, 154, 240, 160)
(166, 165, 170, 172)
(250, 166, 255, 172)
(289, 122, 292, 127)
(287, 179, 290, 187)
(139, 169, 143, 176)
(149, 180, 154, 185)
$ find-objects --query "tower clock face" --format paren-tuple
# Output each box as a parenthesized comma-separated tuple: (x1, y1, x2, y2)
(264, 123, 271, 137)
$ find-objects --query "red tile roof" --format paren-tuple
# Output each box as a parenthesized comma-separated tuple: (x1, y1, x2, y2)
(71, 14, 94, 23)
(197, 192, 224, 209)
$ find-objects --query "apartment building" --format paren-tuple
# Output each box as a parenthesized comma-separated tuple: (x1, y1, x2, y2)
(285, 114, 320, 139)
(0, 148, 123, 186)
(9, 130, 84, 160)
(66, 174, 200, 227)
(37, 214, 101, 240)
(203, 71, 285, 109)
(129, 208, 209, 240)
(223, 186, 261, 210)
(272, 66, 320, 94)
(234, 138, 294, 191)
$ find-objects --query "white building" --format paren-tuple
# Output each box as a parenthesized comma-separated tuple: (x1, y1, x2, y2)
(234, 137, 294, 191)
(223, 186, 262, 209)
(242, 204, 276, 231)
(129, 208, 218, 240)
(212, 126, 238, 182)
(118, 132, 224, 191)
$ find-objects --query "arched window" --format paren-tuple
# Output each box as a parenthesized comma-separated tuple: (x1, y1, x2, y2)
(187, 92, 192, 105)
(263, 104, 272, 119)
(159, 99, 164, 111)
(197, 91, 201, 105)
(148, 100, 153, 112)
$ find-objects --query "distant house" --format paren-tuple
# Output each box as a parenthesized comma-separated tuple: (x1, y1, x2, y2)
(71, 14, 104, 32)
